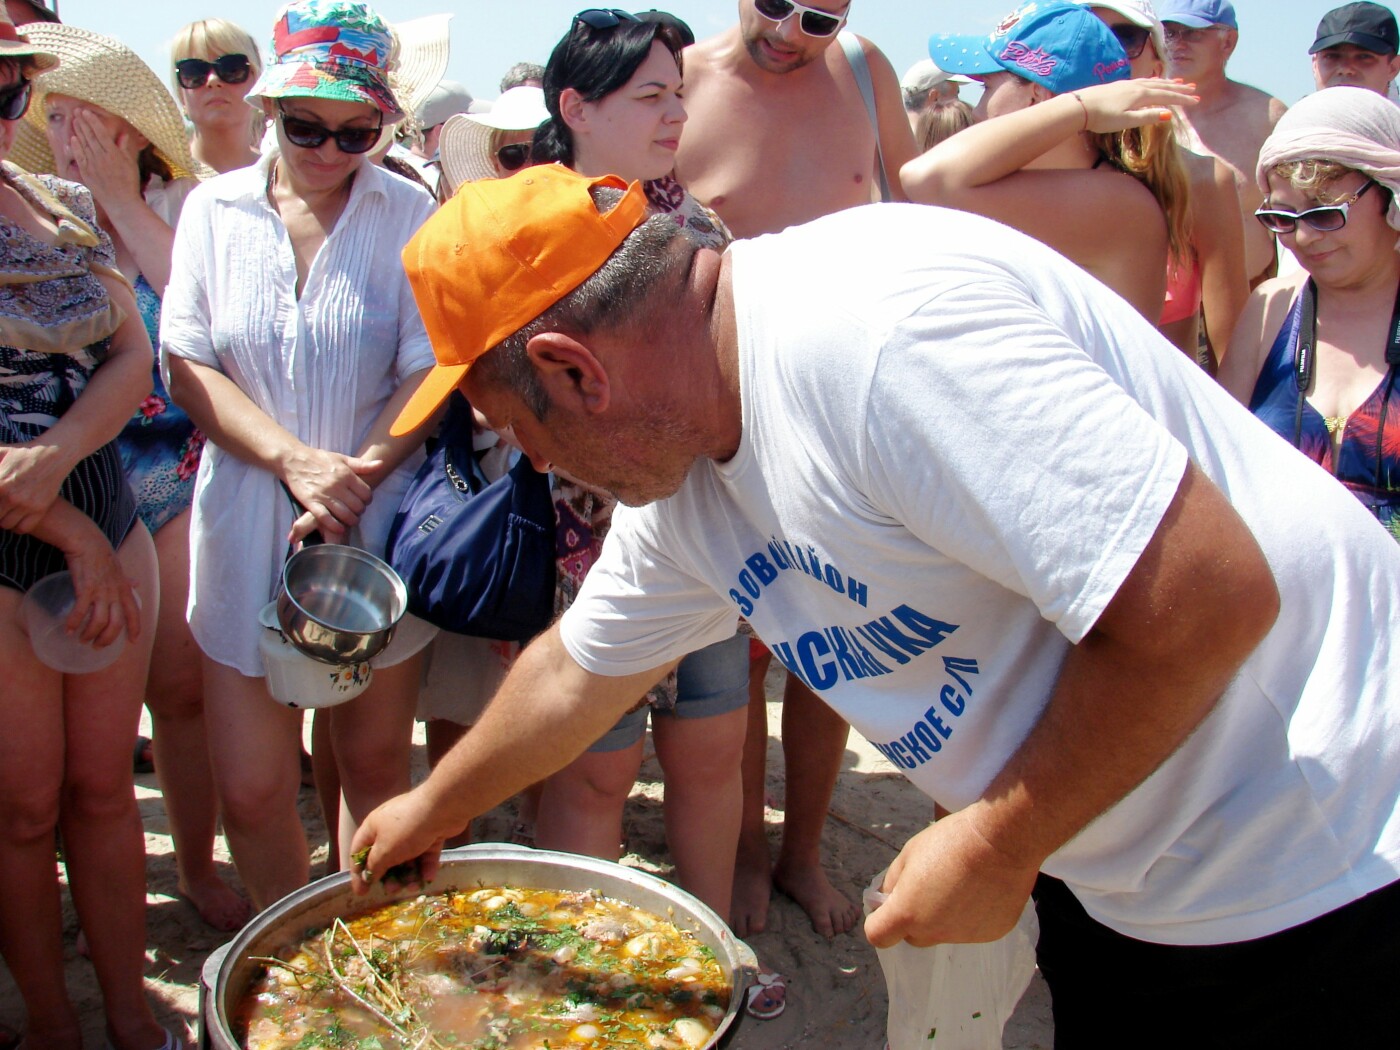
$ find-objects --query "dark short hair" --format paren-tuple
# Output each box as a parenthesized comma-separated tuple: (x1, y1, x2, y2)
(532, 15, 686, 168)
(476, 185, 696, 419)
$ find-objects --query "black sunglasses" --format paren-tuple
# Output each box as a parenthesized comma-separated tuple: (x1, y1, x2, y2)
(1108, 23, 1153, 60)
(276, 101, 383, 155)
(0, 78, 31, 122)
(495, 142, 533, 172)
(1255, 180, 1376, 235)
(753, 0, 848, 38)
(575, 8, 642, 30)
(175, 53, 253, 90)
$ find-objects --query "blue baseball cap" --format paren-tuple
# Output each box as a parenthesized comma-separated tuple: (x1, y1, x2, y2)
(1156, 0, 1237, 30)
(929, 2, 1132, 95)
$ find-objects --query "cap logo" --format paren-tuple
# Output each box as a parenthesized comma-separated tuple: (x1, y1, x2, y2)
(1000, 40, 1057, 77)
(994, 3, 1034, 37)
(1094, 56, 1131, 80)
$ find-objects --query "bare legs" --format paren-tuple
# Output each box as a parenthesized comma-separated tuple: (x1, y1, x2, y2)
(143, 509, 248, 931)
(734, 651, 860, 937)
(0, 528, 166, 1050)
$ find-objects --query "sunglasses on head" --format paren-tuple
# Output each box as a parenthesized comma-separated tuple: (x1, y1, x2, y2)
(276, 101, 383, 155)
(753, 0, 848, 38)
(575, 8, 642, 30)
(0, 78, 31, 122)
(175, 53, 252, 90)
(495, 142, 533, 172)
(1108, 23, 1152, 60)
(1255, 179, 1376, 235)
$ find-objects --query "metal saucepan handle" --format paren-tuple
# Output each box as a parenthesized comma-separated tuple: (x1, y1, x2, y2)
(279, 479, 324, 551)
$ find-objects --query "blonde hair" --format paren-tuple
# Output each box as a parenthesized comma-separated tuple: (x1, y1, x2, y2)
(1268, 159, 1357, 201)
(168, 19, 263, 93)
(1093, 119, 1193, 268)
(915, 99, 975, 151)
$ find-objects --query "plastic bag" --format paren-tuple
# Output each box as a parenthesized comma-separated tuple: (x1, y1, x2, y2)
(863, 870, 1038, 1050)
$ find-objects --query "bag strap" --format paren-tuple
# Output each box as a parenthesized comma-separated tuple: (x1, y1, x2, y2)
(838, 31, 891, 203)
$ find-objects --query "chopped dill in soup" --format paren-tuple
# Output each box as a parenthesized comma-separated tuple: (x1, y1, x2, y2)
(238, 886, 731, 1050)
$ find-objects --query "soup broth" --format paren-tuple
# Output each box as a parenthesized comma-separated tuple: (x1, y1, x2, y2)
(237, 885, 731, 1050)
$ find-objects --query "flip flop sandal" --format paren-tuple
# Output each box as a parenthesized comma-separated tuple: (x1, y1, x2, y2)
(132, 736, 154, 775)
(744, 969, 787, 1021)
(103, 1025, 179, 1050)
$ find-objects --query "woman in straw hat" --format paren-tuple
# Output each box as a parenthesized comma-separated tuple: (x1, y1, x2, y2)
(14, 20, 252, 934)
(1221, 86, 1400, 540)
(161, 0, 439, 912)
(0, 14, 173, 1050)
(436, 84, 548, 200)
(169, 18, 265, 174)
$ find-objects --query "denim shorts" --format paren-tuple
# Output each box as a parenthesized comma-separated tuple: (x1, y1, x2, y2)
(589, 632, 749, 752)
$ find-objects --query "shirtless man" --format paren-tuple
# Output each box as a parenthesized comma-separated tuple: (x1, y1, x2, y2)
(673, 0, 918, 940)
(1309, 2, 1400, 96)
(1158, 0, 1286, 287)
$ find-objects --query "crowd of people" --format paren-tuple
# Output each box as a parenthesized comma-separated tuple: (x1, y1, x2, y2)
(3, 0, 1400, 1047)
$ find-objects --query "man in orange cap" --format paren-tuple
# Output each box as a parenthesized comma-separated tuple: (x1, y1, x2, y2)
(368, 165, 1400, 1044)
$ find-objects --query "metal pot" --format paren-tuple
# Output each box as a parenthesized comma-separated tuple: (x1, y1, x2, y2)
(200, 844, 757, 1050)
(276, 543, 407, 664)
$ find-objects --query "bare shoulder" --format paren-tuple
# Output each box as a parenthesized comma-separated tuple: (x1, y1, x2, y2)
(1225, 80, 1288, 123)
(682, 28, 741, 84)
(1218, 270, 1305, 399)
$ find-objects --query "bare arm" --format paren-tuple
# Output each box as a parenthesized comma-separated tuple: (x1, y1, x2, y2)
(1194, 155, 1249, 364)
(865, 461, 1279, 947)
(0, 275, 151, 533)
(858, 36, 919, 202)
(24, 497, 143, 646)
(165, 355, 379, 539)
(1217, 275, 1302, 404)
(68, 109, 177, 294)
(349, 626, 677, 890)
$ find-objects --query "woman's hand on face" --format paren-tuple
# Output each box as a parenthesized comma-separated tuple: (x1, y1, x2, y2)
(281, 446, 382, 542)
(0, 444, 69, 533)
(61, 523, 141, 647)
(1075, 78, 1199, 135)
(69, 108, 144, 211)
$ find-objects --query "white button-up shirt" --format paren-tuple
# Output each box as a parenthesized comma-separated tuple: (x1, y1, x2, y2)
(161, 152, 436, 676)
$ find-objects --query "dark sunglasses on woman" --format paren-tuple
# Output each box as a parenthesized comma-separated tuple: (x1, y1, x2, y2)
(0, 78, 31, 122)
(495, 143, 533, 172)
(175, 53, 253, 90)
(1107, 23, 1152, 60)
(753, 0, 848, 38)
(1254, 180, 1376, 235)
(276, 101, 383, 155)
(574, 8, 641, 30)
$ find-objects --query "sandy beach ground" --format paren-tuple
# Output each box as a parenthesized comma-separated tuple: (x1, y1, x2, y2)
(0, 668, 1053, 1049)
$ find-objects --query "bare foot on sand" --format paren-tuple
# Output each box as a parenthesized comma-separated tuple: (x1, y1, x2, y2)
(730, 846, 774, 937)
(178, 874, 252, 933)
(774, 857, 860, 938)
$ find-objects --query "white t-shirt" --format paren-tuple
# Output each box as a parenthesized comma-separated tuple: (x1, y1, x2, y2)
(160, 154, 437, 676)
(560, 204, 1400, 945)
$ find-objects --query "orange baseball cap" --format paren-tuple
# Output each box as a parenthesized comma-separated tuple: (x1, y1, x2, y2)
(390, 164, 649, 437)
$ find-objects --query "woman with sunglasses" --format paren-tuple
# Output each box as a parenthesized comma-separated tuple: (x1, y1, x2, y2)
(1086, 0, 1248, 369)
(524, 8, 754, 991)
(161, 0, 438, 912)
(903, 2, 1195, 323)
(0, 18, 173, 1050)
(1221, 87, 1400, 538)
(12, 21, 255, 935)
(169, 19, 263, 174)
(436, 84, 550, 200)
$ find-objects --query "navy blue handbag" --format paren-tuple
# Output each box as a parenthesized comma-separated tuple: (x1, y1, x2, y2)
(386, 394, 556, 641)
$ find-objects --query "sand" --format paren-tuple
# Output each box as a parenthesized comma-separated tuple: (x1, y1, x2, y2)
(0, 675, 1053, 1049)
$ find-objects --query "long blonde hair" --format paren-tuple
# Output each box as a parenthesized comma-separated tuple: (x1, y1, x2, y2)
(1093, 120, 1192, 268)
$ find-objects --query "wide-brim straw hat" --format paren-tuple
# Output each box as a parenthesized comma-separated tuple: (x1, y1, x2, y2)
(246, 0, 404, 121)
(438, 86, 547, 192)
(389, 13, 451, 134)
(0, 8, 58, 73)
(10, 22, 205, 182)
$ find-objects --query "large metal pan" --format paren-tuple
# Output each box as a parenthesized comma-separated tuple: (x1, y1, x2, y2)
(200, 844, 757, 1049)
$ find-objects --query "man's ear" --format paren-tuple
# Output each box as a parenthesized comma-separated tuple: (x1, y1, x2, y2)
(525, 331, 610, 415)
(1220, 27, 1238, 60)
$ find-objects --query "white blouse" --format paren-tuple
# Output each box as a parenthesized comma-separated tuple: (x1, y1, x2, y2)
(160, 152, 437, 676)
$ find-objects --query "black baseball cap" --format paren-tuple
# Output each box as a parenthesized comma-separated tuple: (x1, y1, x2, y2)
(1311, 2, 1399, 55)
